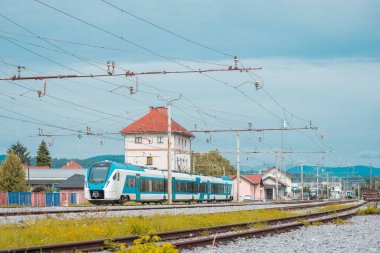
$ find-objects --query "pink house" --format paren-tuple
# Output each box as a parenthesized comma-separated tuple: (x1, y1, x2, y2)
(231, 174, 265, 201)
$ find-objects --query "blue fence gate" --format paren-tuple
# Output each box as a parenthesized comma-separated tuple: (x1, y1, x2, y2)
(45, 193, 60, 206)
(70, 193, 76, 204)
(8, 192, 31, 206)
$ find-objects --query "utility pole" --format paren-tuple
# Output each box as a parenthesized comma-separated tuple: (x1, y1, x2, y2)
(301, 163, 304, 201)
(316, 165, 319, 199)
(280, 120, 286, 173)
(370, 162, 373, 189)
(158, 96, 181, 204)
(326, 172, 329, 199)
(236, 131, 241, 202)
(275, 150, 279, 201)
(192, 152, 195, 174)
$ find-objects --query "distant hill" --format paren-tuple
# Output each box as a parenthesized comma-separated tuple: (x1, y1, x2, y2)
(1, 154, 378, 178)
(287, 165, 380, 178)
(0, 154, 124, 168)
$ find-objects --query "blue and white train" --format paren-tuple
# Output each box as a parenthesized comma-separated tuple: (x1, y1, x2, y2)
(85, 161, 234, 204)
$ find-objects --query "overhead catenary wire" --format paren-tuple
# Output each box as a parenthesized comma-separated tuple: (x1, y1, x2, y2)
(32, 0, 287, 124)
(100, 0, 234, 58)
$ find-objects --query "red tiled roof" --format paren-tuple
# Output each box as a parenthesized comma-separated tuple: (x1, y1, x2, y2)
(120, 106, 194, 137)
(230, 174, 262, 185)
(243, 174, 262, 184)
(61, 160, 83, 169)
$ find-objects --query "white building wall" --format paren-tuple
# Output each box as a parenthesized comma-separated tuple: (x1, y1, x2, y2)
(262, 168, 292, 196)
(124, 133, 191, 172)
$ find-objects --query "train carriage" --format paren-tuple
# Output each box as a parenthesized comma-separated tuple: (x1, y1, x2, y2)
(85, 161, 233, 204)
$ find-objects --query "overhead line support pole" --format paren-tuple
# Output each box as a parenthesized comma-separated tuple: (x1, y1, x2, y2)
(301, 163, 304, 201)
(275, 150, 279, 201)
(158, 96, 181, 204)
(236, 131, 240, 202)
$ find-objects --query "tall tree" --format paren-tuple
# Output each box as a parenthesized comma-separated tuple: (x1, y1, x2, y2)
(36, 140, 52, 167)
(0, 150, 28, 192)
(8, 141, 31, 166)
(192, 150, 235, 176)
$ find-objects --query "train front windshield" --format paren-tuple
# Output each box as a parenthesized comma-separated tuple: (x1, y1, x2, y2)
(89, 164, 110, 184)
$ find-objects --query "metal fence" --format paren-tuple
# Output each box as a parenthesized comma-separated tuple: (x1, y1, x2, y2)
(0, 191, 87, 207)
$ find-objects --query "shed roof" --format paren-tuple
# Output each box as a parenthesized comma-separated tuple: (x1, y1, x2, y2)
(263, 176, 289, 187)
(25, 168, 87, 180)
(120, 106, 194, 137)
(57, 174, 85, 189)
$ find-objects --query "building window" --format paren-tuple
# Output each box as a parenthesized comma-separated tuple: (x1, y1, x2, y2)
(135, 137, 142, 143)
(157, 136, 164, 144)
(146, 156, 153, 165)
(184, 139, 187, 147)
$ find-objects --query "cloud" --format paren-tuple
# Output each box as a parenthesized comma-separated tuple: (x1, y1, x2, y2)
(357, 151, 380, 159)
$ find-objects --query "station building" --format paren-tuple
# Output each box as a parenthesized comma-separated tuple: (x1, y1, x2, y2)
(120, 106, 194, 173)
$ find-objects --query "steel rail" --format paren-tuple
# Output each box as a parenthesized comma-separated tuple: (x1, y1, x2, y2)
(0, 201, 364, 253)
(0, 200, 356, 217)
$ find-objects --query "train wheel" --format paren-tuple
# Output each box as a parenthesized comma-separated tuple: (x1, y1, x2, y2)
(119, 195, 127, 205)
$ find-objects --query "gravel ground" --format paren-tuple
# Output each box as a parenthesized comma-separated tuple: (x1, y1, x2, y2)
(0, 201, 337, 224)
(185, 215, 380, 253)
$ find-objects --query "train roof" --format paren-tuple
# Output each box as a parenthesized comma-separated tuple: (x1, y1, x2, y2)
(91, 161, 232, 182)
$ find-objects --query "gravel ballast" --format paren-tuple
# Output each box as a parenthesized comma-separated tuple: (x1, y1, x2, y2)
(0, 201, 358, 224)
(185, 215, 380, 253)
(0, 202, 311, 224)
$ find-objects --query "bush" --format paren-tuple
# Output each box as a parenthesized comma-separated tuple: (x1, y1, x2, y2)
(356, 206, 380, 215)
(115, 236, 178, 253)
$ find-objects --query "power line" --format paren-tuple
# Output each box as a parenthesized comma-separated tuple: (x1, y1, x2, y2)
(33, 0, 282, 124)
(3, 79, 134, 122)
(100, 0, 234, 58)
(190, 126, 317, 133)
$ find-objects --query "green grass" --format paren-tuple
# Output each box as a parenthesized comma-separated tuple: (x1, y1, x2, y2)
(356, 206, 380, 215)
(0, 208, 295, 249)
(313, 204, 356, 213)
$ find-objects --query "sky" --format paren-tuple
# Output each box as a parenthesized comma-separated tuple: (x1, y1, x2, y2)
(0, 0, 379, 167)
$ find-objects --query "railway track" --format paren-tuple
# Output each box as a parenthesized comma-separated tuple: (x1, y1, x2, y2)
(0, 199, 356, 217)
(0, 201, 364, 253)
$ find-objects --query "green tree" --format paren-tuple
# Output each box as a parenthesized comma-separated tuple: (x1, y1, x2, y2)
(36, 140, 52, 167)
(8, 141, 31, 166)
(192, 150, 235, 176)
(0, 150, 28, 192)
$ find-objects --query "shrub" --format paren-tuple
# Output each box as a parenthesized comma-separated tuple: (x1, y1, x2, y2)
(116, 236, 178, 253)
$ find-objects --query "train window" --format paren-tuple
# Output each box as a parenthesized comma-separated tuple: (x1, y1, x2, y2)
(127, 178, 135, 187)
(112, 173, 117, 181)
(152, 180, 161, 192)
(140, 179, 151, 192)
(187, 182, 193, 192)
(199, 183, 207, 193)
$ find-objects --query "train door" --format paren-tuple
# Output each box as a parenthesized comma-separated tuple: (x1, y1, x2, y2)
(207, 181, 211, 201)
(123, 175, 137, 199)
(135, 174, 141, 201)
(225, 183, 229, 200)
(172, 177, 176, 201)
